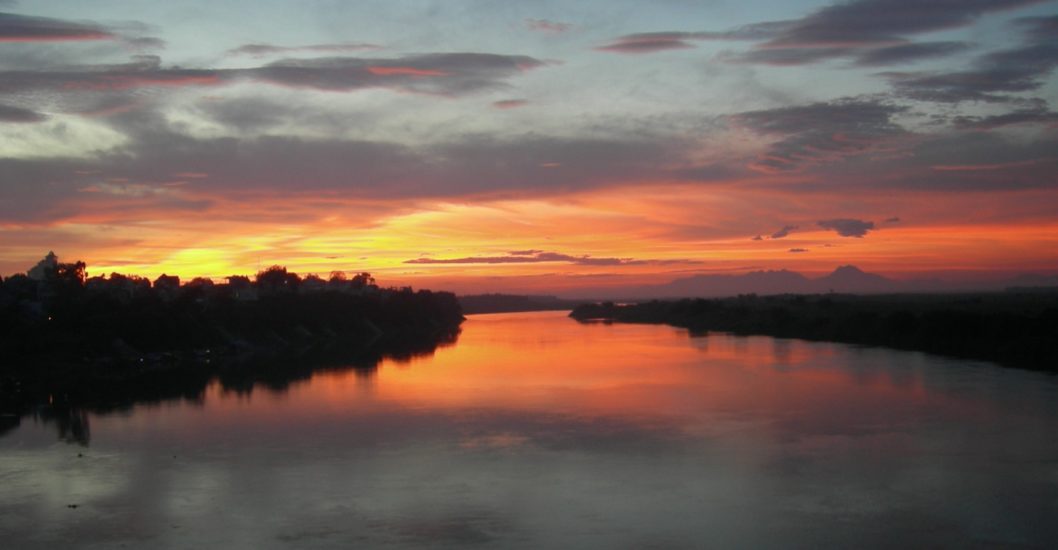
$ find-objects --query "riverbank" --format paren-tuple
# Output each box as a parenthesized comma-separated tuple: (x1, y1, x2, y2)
(1, 287, 465, 414)
(570, 292, 1058, 371)
(0, 324, 461, 422)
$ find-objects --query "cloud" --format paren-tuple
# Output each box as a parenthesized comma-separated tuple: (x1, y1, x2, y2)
(753, 0, 1037, 49)
(525, 19, 570, 34)
(732, 98, 907, 172)
(770, 225, 797, 239)
(882, 16, 1058, 102)
(852, 41, 970, 66)
(0, 11, 115, 42)
(950, 100, 1058, 129)
(725, 47, 850, 66)
(597, 22, 798, 54)
(788, 248, 809, 253)
(596, 33, 702, 54)
(860, 129, 1058, 191)
(227, 42, 380, 56)
(0, 118, 684, 226)
(884, 216, 900, 223)
(627, 0, 1036, 64)
(254, 53, 544, 94)
(668, 162, 742, 183)
(931, 159, 1043, 172)
(0, 103, 45, 122)
(0, 56, 218, 93)
(751, 235, 763, 241)
(727, 40, 966, 67)
(817, 218, 875, 237)
(122, 36, 166, 50)
(405, 251, 700, 266)
(492, 99, 528, 109)
(0, 52, 547, 97)
(194, 97, 293, 131)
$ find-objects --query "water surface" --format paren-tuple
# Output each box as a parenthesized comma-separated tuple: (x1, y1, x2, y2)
(2, 311, 1057, 548)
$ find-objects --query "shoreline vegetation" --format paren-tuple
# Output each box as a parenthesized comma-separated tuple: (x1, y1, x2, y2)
(0, 253, 464, 417)
(570, 292, 1058, 372)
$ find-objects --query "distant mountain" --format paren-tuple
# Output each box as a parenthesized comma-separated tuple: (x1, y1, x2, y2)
(641, 269, 813, 298)
(814, 265, 893, 293)
(580, 265, 908, 299)
(1003, 273, 1058, 289)
(554, 265, 1058, 300)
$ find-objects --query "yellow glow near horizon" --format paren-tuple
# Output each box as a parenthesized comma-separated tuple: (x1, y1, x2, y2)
(5, 188, 1058, 291)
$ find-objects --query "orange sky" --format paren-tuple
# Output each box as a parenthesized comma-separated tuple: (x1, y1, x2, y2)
(2, 3, 1057, 293)
(4, 184, 1056, 294)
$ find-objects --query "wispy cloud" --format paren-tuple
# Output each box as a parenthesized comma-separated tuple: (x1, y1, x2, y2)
(525, 19, 570, 34)
(598, 0, 1034, 64)
(770, 225, 797, 239)
(882, 16, 1058, 102)
(732, 98, 907, 172)
(227, 42, 379, 56)
(0, 11, 115, 42)
(405, 250, 699, 266)
(596, 33, 703, 54)
(493, 99, 529, 109)
(931, 159, 1043, 172)
(0, 52, 547, 96)
(0, 103, 45, 122)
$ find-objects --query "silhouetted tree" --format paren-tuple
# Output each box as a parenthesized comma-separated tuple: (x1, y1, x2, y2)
(227, 275, 251, 287)
(256, 265, 300, 294)
(3, 273, 36, 300)
(187, 277, 214, 289)
(351, 272, 375, 289)
(153, 274, 180, 289)
(55, 261, 87, 286)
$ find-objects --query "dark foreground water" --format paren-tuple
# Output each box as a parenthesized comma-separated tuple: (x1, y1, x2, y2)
(2, 311, 1057, 548)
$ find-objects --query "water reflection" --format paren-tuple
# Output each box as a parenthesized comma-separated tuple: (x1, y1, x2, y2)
(32, 406, 92, 446)
(1, 312, 1057, 548)
(10, 327, 460, 445)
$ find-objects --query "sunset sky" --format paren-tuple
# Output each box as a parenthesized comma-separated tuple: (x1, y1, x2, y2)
(2, 0, 1057, 294)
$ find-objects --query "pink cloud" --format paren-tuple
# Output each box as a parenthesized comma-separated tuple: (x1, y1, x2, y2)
(525, 19, 570, 34)
(596, 35, 696, 54)
(0, 12, 115, 42)
(493, 99, 529, 109)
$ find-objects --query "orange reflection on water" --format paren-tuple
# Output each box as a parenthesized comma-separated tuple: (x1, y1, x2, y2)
(281, 312, 972, 435)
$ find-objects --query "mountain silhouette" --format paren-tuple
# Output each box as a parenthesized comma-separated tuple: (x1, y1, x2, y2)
(653, 269, 812, 297)
(579, 265, 1058, 300)
(815, 265, 893, 293)
(578, 265, 900, 299)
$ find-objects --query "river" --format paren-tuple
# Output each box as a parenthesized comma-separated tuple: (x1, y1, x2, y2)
(2, 311, 1057, 548)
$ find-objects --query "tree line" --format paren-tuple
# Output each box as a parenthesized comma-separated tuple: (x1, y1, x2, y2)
(0, 254, 464, 364)
(570, 293, 1058, 371)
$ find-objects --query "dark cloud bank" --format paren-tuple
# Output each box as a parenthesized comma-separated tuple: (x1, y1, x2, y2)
(598, 0, 1039, 65)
